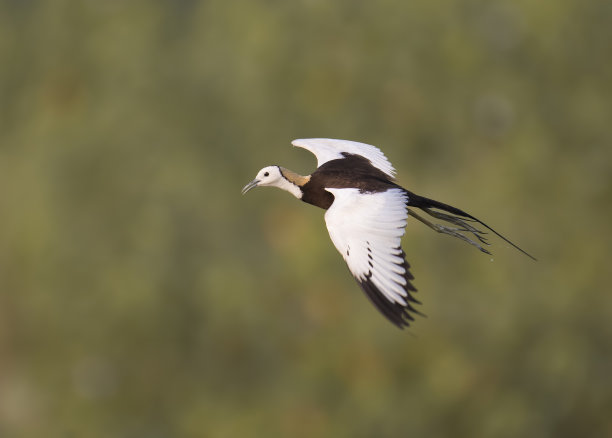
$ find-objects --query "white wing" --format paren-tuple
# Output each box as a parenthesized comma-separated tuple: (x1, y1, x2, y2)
(292, 138, 396, 178)
(324, 188, 420, 328)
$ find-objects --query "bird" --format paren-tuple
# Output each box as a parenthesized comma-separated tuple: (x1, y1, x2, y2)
(242, 138, 535, 329)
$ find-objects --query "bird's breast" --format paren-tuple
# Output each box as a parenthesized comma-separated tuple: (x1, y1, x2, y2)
(301, 180, 334, 210)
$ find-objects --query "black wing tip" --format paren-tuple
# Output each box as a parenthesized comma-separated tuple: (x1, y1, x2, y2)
(357, 274, 423, 330)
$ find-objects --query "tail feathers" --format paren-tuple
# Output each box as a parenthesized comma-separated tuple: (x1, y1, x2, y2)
(406, 191, 536, 261)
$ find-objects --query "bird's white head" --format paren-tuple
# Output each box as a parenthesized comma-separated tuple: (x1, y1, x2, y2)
(241, 165, 305, 199)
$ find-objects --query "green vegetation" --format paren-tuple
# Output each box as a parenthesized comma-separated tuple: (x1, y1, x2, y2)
(1, 1, 610, 437)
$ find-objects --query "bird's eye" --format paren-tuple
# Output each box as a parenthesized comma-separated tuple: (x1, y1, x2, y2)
(264, 172, 269, 177)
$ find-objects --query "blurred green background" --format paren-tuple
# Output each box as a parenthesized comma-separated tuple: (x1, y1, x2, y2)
(1, 0, 610, 437)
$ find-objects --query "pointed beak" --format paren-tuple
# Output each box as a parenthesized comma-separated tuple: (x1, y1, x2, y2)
(241, 179, 260, 195)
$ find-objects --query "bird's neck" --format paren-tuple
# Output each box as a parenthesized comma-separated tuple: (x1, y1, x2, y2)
(279, 168, 310, 199)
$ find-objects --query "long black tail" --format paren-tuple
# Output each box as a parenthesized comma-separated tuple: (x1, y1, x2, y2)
(406, 191, 536, 261)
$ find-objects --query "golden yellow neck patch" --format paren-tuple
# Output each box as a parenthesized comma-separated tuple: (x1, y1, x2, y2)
(280, 168, 311, 187)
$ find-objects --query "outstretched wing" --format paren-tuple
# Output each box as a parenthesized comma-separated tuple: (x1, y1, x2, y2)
(324, 187, 421, 328)
(292, 138, 396, 178)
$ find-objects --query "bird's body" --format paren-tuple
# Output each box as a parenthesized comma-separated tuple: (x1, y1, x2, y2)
(242, 138, 534, 328)
(292, 153, 396, 209)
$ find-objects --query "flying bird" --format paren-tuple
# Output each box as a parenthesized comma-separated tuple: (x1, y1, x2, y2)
(242, 138, 534, 328)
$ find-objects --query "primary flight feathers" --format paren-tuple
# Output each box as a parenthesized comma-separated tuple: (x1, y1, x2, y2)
(242, 138, 534, 329)
(292, 138, 397, 178)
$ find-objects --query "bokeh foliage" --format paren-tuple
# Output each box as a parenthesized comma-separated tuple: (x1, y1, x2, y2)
(1, 0, 611, 437)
